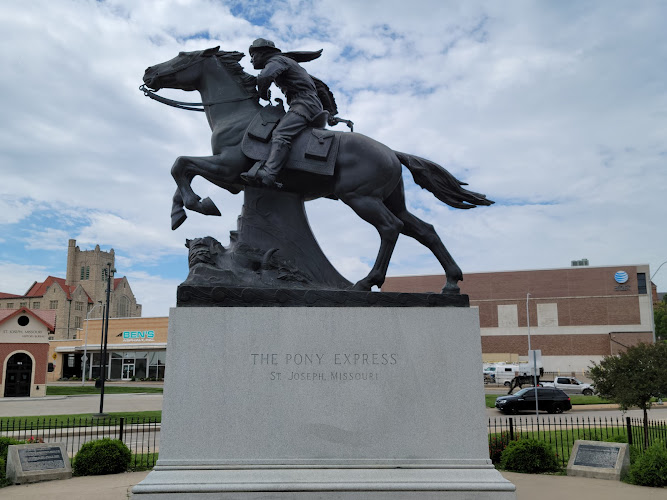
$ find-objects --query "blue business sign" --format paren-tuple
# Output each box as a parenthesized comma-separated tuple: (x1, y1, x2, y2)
(122, 330, 155, 342)
(613, 270, 630, 291)
(614, 271, 629, 284)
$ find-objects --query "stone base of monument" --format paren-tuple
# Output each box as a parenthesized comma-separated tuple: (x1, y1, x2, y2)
(132, 305, 516, 499)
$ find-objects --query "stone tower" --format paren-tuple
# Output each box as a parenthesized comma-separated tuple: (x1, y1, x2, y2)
(65, 239, 116, 313)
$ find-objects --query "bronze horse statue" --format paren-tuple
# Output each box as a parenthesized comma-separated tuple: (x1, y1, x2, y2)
(142, 46, 493, 293)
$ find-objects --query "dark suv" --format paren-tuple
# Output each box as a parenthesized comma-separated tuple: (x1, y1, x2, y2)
(495, 387, 572, 414)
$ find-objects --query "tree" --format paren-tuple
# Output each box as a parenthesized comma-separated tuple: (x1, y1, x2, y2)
(654, 298, 667, 341)
(589, 342, 667, 447)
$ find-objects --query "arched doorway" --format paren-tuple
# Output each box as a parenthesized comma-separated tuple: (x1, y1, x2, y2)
(4, 353, 32, 397)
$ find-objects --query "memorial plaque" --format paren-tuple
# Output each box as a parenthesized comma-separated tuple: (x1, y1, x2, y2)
(573, 444, 619, 468)
(6, 443, 72, 484)
(567, 440, 629, 481)
(18, 446, 66, 471)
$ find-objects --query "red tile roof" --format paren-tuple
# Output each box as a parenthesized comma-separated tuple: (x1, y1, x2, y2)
(25, 276, 69, 298)
(0, 292, 22, 299)
(23, 276, 93, 303)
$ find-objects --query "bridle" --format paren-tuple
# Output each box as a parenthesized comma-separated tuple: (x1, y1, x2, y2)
(140, 54, 253, 112)
(139, 84, 253, 112)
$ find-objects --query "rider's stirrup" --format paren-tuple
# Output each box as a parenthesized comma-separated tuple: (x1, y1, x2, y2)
(240, 161, 262, 184)
(241, 162, 282, 189)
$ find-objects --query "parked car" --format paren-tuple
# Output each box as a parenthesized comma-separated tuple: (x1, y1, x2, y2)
(539, 377, 595, 395)
(495, 387, 572, 414)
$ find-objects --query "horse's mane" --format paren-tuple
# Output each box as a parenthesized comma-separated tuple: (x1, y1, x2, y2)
(214, 51, 258, 100)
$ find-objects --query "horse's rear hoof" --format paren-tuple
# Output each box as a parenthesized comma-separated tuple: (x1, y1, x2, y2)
(200, 197, 221, 216)
(171, 210, 187, 230)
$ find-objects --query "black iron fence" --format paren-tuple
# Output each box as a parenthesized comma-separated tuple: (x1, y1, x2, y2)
(0, 417, 159, 469)
(488, 415, 667, 467)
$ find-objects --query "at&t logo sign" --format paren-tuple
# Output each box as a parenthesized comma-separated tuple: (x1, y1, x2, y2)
(614, 271, 630, 291)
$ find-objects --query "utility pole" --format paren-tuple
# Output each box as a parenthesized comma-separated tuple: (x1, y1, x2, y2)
(527, 292, 539, 421)
(81, 301, 103, 385)
(94, 263, 115, 418)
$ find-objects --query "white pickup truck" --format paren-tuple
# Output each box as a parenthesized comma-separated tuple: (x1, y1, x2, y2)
(540, 377, 595, 395)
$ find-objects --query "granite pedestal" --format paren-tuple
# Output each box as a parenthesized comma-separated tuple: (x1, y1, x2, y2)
(132, 305, 516, 499)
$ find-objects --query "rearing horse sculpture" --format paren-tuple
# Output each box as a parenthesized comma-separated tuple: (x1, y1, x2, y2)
(142, 46, 493, 293)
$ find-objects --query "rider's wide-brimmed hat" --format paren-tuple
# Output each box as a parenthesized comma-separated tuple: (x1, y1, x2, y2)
(249, 38, 323, 63)
(249, 38, 281, 55)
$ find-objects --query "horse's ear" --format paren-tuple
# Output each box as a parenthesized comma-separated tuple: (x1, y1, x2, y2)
(202, 46, 220, 56)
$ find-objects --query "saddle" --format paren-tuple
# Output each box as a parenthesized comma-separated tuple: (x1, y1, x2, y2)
(241, 104, 340, 177)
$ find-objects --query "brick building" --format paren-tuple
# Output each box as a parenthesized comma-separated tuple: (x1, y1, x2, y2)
(0, 308, 55, 398)
(382, 264, 655, 372)
(0, 239, 142, 340)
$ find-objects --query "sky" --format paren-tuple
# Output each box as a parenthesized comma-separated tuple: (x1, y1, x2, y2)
(1, 0, 666, 317)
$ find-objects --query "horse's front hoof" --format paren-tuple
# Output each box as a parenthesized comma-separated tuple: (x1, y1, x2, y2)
(200, 197, 221, 216)
(171, 210, 187, 230)
(441, 282, 460, 295)
(351, 280, 371, 292)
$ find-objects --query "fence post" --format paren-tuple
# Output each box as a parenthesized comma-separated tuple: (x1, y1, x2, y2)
(119, 417, 124, 442)
(508, 417, 514, 441)
(626, 416, 632, 445)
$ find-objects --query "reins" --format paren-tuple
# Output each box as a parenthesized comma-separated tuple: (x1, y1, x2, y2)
(139, 84, 253, 112)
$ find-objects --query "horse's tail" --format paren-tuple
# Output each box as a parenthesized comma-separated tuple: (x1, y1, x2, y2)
(394, 151, 494, 209)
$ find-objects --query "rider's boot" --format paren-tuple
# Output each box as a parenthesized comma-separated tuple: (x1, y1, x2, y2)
(256, 141, 289, 188)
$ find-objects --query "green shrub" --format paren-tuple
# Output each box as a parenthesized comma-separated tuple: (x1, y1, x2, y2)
(73, 439, 131, 476)
(0, 437, 23, 487)
(488, 432, 513, 464)
(500, 439, 560, 473)
(0, 436, 22, 461)
(0, 457, 6, 487)
(627, 442, 667, 487)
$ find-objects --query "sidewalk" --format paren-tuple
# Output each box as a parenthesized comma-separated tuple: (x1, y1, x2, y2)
(0, 470, 661, 499)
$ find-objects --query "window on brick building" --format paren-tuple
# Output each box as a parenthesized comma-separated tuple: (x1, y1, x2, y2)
(497, 304, 518, 327)
(86, 266, 90, 279)
(49, 300, 58, 309)
(6, 302, 13, 308)
(81, 266, 85, 280)
(637, 273, 647, 294)
(20, 302, 27, 307)
(33, 302, 40, 309)
(74, 316, 82, 329)
(537, 303, 558, 327)
(75, 301, 84, 311)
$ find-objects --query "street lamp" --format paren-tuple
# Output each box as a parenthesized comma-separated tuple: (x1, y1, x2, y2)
(651, 260, 667, 281)
(526, 293, 539, 420)
(81, 301, 103, 386)
(94, 263, 115, 418)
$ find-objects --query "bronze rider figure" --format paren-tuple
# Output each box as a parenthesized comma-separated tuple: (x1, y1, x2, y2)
(244, 38, 325, 188)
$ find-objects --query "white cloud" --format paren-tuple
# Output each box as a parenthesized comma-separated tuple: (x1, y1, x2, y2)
(0, 262, 50, 295)
(1, 0, 666, 311)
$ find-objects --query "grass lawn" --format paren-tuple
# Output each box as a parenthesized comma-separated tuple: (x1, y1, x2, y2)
(127, 452, 159, 471)
(46, 386, 163, 396)
(0, 410, 162, 427)
(485, 393, 612, 408)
